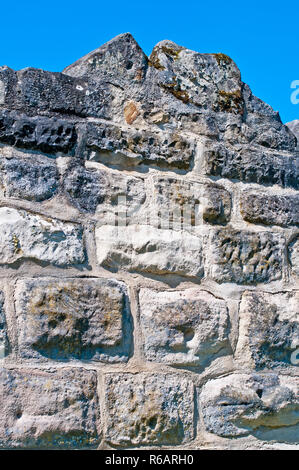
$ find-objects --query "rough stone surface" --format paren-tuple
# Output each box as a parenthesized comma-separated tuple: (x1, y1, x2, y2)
(96, 224, 203, 277)
(151, 176, 231, 226)
(289, 235, 299, 277)
(200, 373, 299, 442)
(0, 367, 100, 448)
(0, 150, 58, 201)
(0, 207, 84, 266)
(286, 120, 299, 147)
(0, 33, 298, 450)
(0, 109, 77, 154)
(15, 278, 132, 362)
(236, 291, 299, 369)
(240, 190, 299, 227)
(139, 288, 231, 366)
(0, 293, 6, 359)
(105, 373, 194, 446)
(207, 229, 285, 284)
(84, 121, 196, 170)
(204, 143, 299, 189)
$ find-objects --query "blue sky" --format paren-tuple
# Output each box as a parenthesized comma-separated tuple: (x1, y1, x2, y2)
(1, 0, 298, 123)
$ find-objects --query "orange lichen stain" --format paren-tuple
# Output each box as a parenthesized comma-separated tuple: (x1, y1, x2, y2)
(124, 102, 140, 125)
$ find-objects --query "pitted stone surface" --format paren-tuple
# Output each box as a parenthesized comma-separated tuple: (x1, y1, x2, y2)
(289, 236, 299, 277)
(200, 373, 299, 442)
(151, 176, 231, 226)
(0, 33, 298, 450)
(0, 207, 84, 266)
(0, 367, 100, 449)
(0, 293, 6, 359)
(139, 288, 231, 366)
(85, 121, 196, 170)
(64, 163, 145, 215)
(240, 191, 299, 227)
(15, 278, 132, 362)
(207, 229, 285, 284)
(105, 373, 194, 446)
(236, 291, 299, 369)
(204, 144, 299, 189)
(0, 151, 58, 201)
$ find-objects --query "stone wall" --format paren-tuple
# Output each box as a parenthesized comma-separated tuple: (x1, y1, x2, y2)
(0, 33, 298, 450)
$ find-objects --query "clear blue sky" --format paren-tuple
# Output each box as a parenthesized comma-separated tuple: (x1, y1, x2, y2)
(1, 0, 298, 123)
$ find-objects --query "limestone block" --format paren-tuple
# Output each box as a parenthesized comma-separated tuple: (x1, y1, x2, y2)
(139, 288, 231, 366)
(289, 236, 299, 277)
(236, 290, 299, 369)
(0, 367, 100, 448)
(200, 373, 299, 442)
(15, 278, 132, 362)
(204, 144, 299, 189)
(240, 191, 299, 227)
(207, 229, 285, 284)
(151, 175, 231, 226)
(0, 207, 84, 266)
(0, 109, 76, 154)
(0, 152, 58, 201)
(64, 164, 145, 215)
(0, 293, 6, 359)
(95, 224, 203, 277)
(105, 373, 194, 446)
(85, 121, 195, 170)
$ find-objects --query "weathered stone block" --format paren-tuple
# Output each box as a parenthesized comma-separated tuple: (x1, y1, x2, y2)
(0, 367, 100, 448)
(64, 164, 145, 214)
(96, 224, 203, 277)
(204, 144, 299, 189)
(200, 373, 299, 442)
(151, 175, 231, 226)
(139, 288, 231, 366)
(85, 121, 195, 170)
(236, 291, 299, 369)
(0, 207, 84, 266)
(105, 373, 194, 446)
(15, 278, 132, 362)
(12, 68, 113, 120)
(0, 109, 76, 154)
(207, 229, 284, 284)
(240, 191, 299, 227)
(289, 235, 299, 277)
(0, 153, 58, 201)
(0, 293, 6, 359)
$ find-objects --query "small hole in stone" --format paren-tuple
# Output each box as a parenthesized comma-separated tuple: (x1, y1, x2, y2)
(16, 411, 22, 419)
(256, 389, 263, 398)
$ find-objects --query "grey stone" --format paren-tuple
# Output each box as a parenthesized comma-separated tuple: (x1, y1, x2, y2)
(0, 109, 76, 154)
(204, 143, 299, 189)
(0, 293, 7, 359)
(151, 175, 231, 226)
(236, 291, 299, 369)
(85, 121, 195, 170)
(286, 120, 299, 147)
(15, 278, 132, 362)
(95, 224, 203, 277)
(0, 207, 85, 266)
(139, 288, 231, 366)
(63, 33, 148, 87)
(207, 229, 284, 284)
(105, 373, 194, 446)
(0, 367, 100, 448)
(240, 191, 299, 227)
(0, 153, 58, 202)
(289, 235, 299, 277)
(64, 163, 145, 214)
(200, 373, 299, 442)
